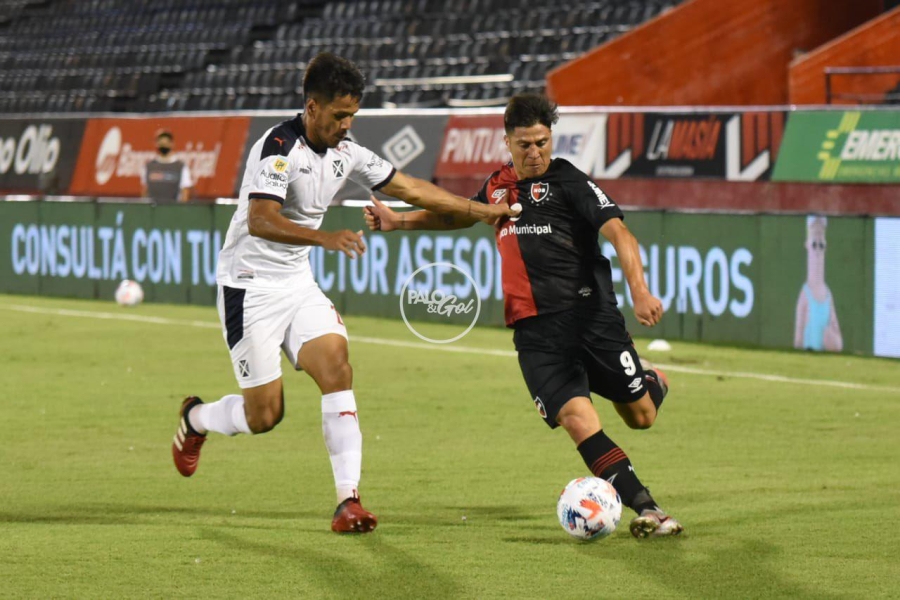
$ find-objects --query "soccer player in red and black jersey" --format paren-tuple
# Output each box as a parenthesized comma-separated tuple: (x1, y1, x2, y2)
(364, 93, 683, 538)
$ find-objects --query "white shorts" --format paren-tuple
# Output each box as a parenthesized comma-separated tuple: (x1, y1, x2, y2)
(216, 283, 348, 389)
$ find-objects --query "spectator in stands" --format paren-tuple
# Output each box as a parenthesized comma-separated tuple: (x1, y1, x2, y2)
(141, 130, 192, 204)
(794, 216, 843, 352)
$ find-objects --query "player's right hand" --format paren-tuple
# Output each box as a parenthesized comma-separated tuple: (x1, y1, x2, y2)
(633, 290, 663, 327)
(322, 229, 367, 258)
(363, 196, 399, 231)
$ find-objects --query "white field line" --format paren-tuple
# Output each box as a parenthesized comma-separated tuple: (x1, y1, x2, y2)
(3, 303, 899, 394)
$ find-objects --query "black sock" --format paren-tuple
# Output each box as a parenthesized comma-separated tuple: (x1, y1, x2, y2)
(576, 430, 658, 513)
(643, 369, 666, 411)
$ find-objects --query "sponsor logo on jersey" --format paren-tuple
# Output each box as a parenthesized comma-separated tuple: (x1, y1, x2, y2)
(587, 180, 613, 208)
(238, 360, 250, 378)
(261, 169, 288, 192)
(273, 158, 288, 172)
(491, 188, 508, 201)
(498, 222, 553, 240)
(534, 396, 547, 418)
(262, 170, 287, 183)
(365, 155, 385, 169)
(530, 182, 549, 202)
(332, 159, 345, 178)
(578, 286, 592, 297)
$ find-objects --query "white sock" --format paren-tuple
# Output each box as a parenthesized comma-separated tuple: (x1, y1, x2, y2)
(322, 390, 362, 504)
(190, 394, 251, 436)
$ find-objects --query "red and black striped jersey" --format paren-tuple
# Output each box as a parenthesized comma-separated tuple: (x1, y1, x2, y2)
(472, 158, 624, 327)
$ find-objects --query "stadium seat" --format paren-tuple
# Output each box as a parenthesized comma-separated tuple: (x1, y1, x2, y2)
(0, 0, 681, 112)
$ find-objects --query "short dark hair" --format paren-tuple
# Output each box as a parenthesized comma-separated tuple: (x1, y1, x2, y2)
(155, 130, 173, 142)
(504, 93, 559, 133)
(303, 52, 366, 103)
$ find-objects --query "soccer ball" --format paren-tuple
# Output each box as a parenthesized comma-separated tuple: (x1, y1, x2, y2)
(557, 477, 622, 540)
(115, 280, 144, 307)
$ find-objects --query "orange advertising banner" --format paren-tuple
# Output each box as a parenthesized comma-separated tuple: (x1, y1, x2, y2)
(69, 116, 250, 198)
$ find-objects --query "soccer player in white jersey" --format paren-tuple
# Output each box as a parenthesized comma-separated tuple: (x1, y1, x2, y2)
(171, 53, 516, 533)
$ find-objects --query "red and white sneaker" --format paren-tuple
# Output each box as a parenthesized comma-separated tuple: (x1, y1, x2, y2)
(172, 396, 206, 477)
(629, 508, 684, 539)
(331, 497, 378, 533)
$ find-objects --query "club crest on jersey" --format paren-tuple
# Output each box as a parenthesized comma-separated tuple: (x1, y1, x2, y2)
(534, 396, 547, 418)
(332, 159, 345, 178)
(530, 182, 549, 203)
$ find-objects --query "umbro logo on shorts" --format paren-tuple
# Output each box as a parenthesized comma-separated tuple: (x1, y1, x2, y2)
(628, 377, 643, 393)
(238, 360, 250, 378)
(332, 159, 345, 178)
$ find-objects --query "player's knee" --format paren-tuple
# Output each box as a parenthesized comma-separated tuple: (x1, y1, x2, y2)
(626, 410, 656, 430)
(317, 360, 353, 393)
(558, 412, 599, 441)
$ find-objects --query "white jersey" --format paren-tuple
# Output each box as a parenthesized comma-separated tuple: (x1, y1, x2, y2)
(217, 116, 395, 289)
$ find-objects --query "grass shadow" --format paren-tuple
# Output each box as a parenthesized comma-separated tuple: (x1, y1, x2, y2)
(202, 528, 462, 599)
(0, 502, 322, 528)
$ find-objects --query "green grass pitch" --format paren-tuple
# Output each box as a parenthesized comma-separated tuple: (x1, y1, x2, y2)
(1, 293, 898, 599)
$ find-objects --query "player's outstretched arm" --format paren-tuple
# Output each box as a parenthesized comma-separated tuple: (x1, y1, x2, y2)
(380, 171, 518, 225)
(363, 196, 478, 232)
(600, 218, 663, 327)
(248, 198, 366, 258)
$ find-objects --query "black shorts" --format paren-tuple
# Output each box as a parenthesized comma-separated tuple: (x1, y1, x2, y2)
(513, 302, 647, 428)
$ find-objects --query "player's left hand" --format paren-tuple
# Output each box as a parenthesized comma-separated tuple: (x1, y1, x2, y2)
(633, 290, 663, 327)
(363, 195, 399, 231)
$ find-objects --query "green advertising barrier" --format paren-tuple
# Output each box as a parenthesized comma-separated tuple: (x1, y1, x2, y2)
(312, 207, 506, 329)
(773, 110, 900, 183)
(2, 201, 231, 305)
(0, 202, 876, 355)
(615, 213, 873, 354)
